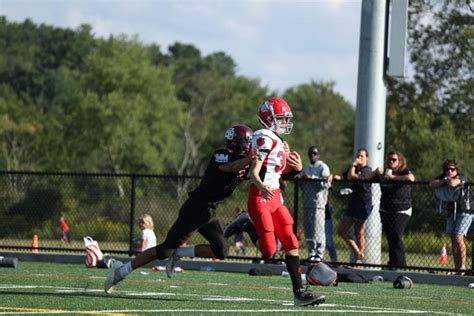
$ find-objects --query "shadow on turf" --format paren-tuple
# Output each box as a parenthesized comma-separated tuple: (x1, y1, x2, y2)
(0, 290, 189, 303)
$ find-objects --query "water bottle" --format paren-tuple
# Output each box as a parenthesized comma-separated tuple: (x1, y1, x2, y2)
(339, 188, 353, 195)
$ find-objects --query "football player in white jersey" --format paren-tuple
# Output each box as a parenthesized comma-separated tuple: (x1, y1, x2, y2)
(247, 97, 325, 307)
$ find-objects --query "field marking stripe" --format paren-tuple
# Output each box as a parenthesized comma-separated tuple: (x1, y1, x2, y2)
(0, 307, 127, 315)
(0, 284, 461, 315)
(0, 309, 459, 314)
(0, 306, 129, 316)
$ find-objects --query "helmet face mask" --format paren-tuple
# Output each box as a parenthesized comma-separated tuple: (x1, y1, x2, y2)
(258, 97, 293, 135)
(225, 124, 253, 153)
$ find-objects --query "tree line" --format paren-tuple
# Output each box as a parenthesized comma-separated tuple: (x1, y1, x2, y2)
(0, 0, 472, 181)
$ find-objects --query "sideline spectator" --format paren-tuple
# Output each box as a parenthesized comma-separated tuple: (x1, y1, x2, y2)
(134, 214, 157, 253)
(429, 160, 472, 275)
(337, 148, 374, 266)
(59, 215, 71, 243)
(374, 151, 415, 269)
(324, 195, 338, 263)
(299, 146, 332, 263)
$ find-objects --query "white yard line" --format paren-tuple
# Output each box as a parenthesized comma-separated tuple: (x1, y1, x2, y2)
(0, 284, 461, 315)
(0, 309, 461, 314)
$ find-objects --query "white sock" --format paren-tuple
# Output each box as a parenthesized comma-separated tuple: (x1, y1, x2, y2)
(176, 245, 195, 258)
(118, 262, 133, 278)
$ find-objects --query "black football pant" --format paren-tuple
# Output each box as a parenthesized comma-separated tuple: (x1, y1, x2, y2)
(155, 194, 228, 260)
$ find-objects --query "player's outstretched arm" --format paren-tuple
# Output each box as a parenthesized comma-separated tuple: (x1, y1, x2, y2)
(218, 148, 258, 173)
(249, 158, 274, 200)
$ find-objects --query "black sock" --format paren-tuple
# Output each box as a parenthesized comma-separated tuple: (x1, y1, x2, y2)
(285, 255, 303, 293)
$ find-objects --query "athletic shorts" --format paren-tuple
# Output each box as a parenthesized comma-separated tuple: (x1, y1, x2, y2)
(343, 201, 373, 222)
(446, 212, 473, 236)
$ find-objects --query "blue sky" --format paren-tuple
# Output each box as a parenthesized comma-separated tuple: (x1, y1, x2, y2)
(1, 0, 362, 105)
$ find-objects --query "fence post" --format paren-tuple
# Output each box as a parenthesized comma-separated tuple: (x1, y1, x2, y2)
(128, 174, 137, 256)
(471, 239, 473, 275)
(293, 179, 299, 234)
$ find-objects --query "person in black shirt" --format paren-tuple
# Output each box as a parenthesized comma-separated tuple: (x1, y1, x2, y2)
(337, 148, 374, 266)
(374, 151, 415, 269)
(105, 124, 256, 294)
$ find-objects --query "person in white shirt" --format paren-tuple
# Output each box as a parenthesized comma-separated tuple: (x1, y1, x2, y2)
(135, 214, 157, 252)
(299, 146, 332, 263)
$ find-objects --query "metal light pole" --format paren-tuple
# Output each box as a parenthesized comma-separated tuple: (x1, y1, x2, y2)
(354, 0, 387, 265)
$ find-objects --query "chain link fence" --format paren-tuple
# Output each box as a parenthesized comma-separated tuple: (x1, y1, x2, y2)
(0, 171, 472, 274)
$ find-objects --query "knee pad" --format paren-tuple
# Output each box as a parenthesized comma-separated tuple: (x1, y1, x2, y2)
(258, 232, 278, 257)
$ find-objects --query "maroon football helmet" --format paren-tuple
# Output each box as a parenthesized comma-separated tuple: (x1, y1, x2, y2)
(224, 124, 253, 153)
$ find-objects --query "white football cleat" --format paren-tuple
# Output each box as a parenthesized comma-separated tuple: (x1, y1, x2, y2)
(104, 259, 124, 294)
(165, 249, 181, 279)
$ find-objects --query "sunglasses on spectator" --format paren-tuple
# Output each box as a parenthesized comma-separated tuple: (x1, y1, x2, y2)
(387, 158, 398, 162)
(310, 152, 319, 156)
(445, 167, 457, 172)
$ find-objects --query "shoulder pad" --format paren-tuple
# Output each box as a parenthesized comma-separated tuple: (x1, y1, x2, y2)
(214, 149, 231, 164)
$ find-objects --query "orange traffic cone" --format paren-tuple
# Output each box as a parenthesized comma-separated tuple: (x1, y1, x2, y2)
(32, 234, 39, 254)
(439, 242, 448, 265)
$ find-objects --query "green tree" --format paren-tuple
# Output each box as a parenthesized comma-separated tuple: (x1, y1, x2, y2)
(283, 81, 355, 174)
(386, 0, 473, 178)
(162, 43, 268, 177)
(0, 86, 42, 171)
(71, 35, 182, 174)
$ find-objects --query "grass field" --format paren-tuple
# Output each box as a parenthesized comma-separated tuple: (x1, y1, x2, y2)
(0, 261, 473, 315)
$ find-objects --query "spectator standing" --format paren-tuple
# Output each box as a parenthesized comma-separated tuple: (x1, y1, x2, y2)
(299, 146, 332, 263)
(374, 151, 415, 269)
(337, 148, 374, 265)
(59, 215, 71, 243)
(429, 160, 472, 275)
(135, 214, 157, 253)
(324, 197, 338, 263)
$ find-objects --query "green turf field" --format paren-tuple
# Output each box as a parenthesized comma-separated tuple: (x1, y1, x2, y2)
(0, 261, 473, 315)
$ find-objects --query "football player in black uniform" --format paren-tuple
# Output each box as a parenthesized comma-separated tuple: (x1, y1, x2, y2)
(105, 124, 255, 293)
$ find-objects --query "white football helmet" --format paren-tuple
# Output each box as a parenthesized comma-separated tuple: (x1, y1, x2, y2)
(306, 262, 338, 286)
(257, 97, 293, 134)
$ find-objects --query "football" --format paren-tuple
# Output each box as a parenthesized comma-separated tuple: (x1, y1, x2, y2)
(282, 151, 300, 174)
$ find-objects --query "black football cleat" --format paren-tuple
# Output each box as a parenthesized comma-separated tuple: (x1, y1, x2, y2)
(293, 288, 325, 307)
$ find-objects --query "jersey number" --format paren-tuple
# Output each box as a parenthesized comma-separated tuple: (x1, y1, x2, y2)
(274, 150, 286, 173)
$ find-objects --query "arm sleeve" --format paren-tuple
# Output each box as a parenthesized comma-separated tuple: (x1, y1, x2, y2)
(322, 163, 330, 178)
